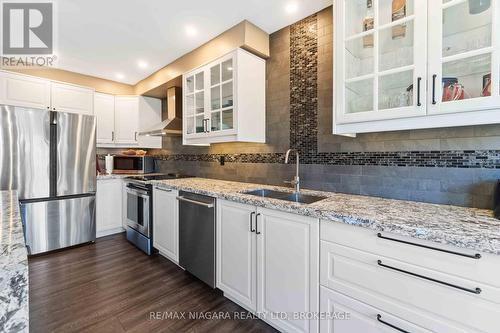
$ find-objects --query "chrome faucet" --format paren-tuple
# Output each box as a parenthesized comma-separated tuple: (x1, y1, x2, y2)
(285, 148, 300, 193)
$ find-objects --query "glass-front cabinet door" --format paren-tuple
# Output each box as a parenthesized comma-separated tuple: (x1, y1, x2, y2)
(184, 52, 236, 139)
(335, 0, 428, 124)
(184, 69, 207, 135)
(428, 0, 500, 114)
(209, 54, 235, 134)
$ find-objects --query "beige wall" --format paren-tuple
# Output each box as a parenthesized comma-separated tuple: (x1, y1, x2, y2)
(135, 20, 269, 97)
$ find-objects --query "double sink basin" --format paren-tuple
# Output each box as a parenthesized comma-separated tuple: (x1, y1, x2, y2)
(243, 189, 327, 204)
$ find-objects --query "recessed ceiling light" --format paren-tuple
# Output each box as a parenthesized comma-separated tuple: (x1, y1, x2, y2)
(115, 73, 125, 80)
(285, 2, 299, 14)
(138, 60, 148, 69)
(185, 25, 198, 37)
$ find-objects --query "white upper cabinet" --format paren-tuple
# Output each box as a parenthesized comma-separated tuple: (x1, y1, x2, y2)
(114, 96, 139, 145)
(96, 94, 162, 148)
(0, 71, 51, 110)
(334, 0, 500, 134)
(95, 93, 115, 144)
(183, 48, 266, 145)
(0, 71, 93, 115)
(427, 0, 500, 115)
(335, 0, 428, 124)
(50, 82, 94, 115)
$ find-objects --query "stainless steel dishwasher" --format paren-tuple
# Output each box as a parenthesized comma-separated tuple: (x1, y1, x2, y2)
(177, 191, 216, 288)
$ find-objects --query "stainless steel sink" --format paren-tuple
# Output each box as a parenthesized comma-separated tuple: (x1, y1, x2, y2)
(281, 192, 327, 204)
(243, 189, 291, 199)
(243, 189, 327, 204)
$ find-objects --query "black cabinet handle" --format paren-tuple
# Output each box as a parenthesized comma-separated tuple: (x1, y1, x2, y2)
(377, 260, 481, 294)
(377, 314, 410, 333)
(249, 212, 256, 232)
(377, 233, 481, 259)
(432, 74, 437, 104)
(416, 77, 421, 106)
(255, 213, 261, 235)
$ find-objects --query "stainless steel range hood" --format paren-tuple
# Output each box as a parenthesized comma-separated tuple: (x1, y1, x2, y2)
(139, 86, 182, 136)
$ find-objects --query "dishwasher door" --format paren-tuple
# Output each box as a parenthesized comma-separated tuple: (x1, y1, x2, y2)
(178, 191, 216, 287)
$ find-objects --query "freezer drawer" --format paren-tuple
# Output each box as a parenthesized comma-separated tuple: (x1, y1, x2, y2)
(20, 195, 96, 255)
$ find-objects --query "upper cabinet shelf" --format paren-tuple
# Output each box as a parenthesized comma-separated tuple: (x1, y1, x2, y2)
(334, 0, 500, 135)
(182, 48, 266, 145)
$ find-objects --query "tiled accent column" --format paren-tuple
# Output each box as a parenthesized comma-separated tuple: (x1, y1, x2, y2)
(290, 14, 318, 160)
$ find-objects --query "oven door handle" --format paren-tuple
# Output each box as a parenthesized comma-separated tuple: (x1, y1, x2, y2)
(176, 196, 214, 208)
(126, 188, 150, 198)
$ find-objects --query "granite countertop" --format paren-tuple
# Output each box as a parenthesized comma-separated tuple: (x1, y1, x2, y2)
(0, 191, 28, 332)
(97, 172, 165, 180)
(151, 178, 500, 255)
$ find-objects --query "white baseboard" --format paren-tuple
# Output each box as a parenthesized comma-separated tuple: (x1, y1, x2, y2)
(97, 227, 125, 238)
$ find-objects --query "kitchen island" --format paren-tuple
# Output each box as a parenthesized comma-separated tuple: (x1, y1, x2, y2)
(0, 190, 28, 333)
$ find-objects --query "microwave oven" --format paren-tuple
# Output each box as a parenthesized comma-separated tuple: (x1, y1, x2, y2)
(113, 155, 155, 174)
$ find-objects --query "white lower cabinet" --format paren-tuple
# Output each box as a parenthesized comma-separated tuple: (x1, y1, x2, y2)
(319, 220, 500, 333)
(217, 200, 257, 310)
(96, 179, 124, 237)
(217, 200, 319, 333)
(320, 287, 432, 333)
(153, 187, 179, 263)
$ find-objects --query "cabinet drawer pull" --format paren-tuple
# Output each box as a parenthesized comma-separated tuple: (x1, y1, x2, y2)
(249, 212, 256, 232)
(377, 233, 481, 259)
(431, 74, 437, 105)
(416, 77, 422, 106)
(376, 314, 410, 333)
(176, 196, 214, 208)
(377, 260, 482, 294)
(155, 187, 172, 192)
(255, 213, 261, 235)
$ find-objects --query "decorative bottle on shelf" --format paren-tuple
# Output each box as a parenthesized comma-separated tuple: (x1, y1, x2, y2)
(392, 0, 407, 39)
(363, 0, 374, 48)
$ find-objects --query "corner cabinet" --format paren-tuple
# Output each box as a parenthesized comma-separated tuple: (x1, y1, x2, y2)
(334, 0, 500, 134)
(182, 48, 266, 145)
(217, 200, 319, 333)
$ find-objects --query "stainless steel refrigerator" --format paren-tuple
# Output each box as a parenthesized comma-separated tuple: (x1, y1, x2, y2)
(0, 105, 96, 255)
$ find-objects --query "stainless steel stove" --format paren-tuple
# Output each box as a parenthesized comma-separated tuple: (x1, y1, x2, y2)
(125, 173, 192, 255)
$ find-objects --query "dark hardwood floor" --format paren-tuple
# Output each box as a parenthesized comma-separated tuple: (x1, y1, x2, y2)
(29, 233, 277, 333)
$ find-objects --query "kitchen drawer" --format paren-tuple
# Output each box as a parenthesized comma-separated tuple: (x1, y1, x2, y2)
(320, 219, 500, 288)
(320, 286, 437, 333)
(320, 240, 500, 333)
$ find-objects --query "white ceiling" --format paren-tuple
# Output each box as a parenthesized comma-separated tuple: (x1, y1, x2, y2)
(54, 0, 332, 85)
